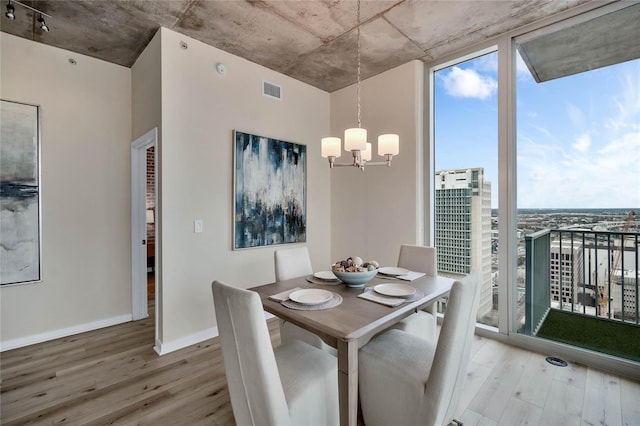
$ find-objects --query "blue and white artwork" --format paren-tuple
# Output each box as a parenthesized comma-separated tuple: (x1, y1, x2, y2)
(1, 100, 41, 285)
(234, 131, 306, 249)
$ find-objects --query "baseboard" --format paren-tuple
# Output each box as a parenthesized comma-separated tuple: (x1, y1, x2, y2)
(0, 313, 133, 352)
(153, 310, 275, 356)
(154, 326, 219, 356)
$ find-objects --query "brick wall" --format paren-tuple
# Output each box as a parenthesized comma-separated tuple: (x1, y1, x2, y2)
(146, 146, 155, 241)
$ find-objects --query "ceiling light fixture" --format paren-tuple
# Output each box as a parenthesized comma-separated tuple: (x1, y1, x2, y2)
(5, 1, 15, 19)
(320, 0, 399, 170)
(4, 0, 52, 32)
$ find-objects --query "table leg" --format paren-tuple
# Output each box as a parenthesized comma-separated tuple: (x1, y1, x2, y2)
(337, 339, 358, 426)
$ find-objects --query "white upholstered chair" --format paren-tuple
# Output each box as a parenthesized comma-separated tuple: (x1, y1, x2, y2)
(274, 246, 313, 282)
(391, 244, 438, 341)
(274, 247, 336, 355)
(212, 280, 339, 426)
(358, 270, 481, 426)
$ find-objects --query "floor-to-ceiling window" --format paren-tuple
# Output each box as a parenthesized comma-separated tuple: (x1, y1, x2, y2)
(430, 2, 639, 365)
(433, 50, 499, 329)
(513, 3, 640, 360)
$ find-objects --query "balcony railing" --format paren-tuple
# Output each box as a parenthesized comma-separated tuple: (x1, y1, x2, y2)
(525, 229, 640, 335)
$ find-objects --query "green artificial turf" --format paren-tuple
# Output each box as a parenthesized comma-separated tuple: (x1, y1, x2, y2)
(537, 309, 640, 362)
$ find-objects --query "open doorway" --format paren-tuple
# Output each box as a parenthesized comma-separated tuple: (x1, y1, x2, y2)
(145, 145, 156, 302)
(131, 128, 157, 322)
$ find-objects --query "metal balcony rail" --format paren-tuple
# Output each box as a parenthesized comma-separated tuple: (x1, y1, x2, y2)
(525, 229, 639, 335)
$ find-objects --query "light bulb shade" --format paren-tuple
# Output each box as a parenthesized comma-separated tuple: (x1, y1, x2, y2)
(321, 137, 341, 158)
(378, 134, 399, 156)
(38, 15, 49, 31)
(362, 143, 372, 161)
(344, 128, 367, 152)
(5, 4, 15, 19)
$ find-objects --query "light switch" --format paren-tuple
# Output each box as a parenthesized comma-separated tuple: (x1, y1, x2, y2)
(194, 219, 203, 233)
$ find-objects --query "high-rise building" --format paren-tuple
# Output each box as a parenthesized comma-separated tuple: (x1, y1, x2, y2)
(550, 241, 584, 304)
(616, 270, 638, 321)
(435, 168, 493, 319)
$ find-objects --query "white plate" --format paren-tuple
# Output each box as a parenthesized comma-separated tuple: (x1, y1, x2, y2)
(289, 289, 334, 305)
(313, 271, 338, 281)
(378, 267, 410, 276)
(374, 283, 416, 298)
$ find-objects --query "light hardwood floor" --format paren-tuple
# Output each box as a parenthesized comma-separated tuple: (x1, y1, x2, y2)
(2, 305, 639, 425)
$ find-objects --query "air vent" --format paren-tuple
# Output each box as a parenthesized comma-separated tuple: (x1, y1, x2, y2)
(262, 80, 282, 100)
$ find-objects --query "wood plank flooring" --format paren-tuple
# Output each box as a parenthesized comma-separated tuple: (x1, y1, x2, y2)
(2, 305, 639, 425)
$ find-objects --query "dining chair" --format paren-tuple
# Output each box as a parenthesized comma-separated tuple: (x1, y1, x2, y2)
(274, 247, 336, 355)
(391, 244, 438, 341)
(212, 280, 339, 426)
(274, 246, 314, 282)
(358, 270, 481, 426)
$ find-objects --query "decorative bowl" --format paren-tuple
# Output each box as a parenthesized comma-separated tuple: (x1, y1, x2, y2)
(332, 268, 378, 288)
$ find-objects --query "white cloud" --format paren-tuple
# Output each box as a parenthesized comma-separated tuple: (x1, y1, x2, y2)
(441, 66, 497, 100)
(518, 60, 640, 208)
(598, 130, 640, 155)
(518, 130, 640, 208)
(606, 67, 640, 132)
(572, 134, 591, 152)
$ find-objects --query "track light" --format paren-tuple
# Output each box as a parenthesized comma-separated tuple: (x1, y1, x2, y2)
(5, 2, 15, 20)
(37, 14, 48, 31)
(3, 0, 52, 32)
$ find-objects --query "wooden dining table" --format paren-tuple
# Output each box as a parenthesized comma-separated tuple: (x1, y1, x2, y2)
(251, 273, 455, 426)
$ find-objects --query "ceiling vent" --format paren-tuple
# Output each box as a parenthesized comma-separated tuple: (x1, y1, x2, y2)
(262, 80, 282, 100)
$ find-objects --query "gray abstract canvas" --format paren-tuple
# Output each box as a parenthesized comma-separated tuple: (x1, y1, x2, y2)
(234, 131, 306, 249)
(1, 100, 41, 285)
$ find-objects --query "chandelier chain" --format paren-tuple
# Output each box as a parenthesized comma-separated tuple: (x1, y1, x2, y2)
(356, 0, 361, 128)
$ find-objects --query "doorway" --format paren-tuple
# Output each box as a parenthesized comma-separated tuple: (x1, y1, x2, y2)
(144, 145, 156, 303)
(131, 128, 157, 322)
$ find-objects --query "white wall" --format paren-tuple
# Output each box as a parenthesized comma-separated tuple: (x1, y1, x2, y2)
(0, 33, 132, 349)
(329, 61, 425, 267)
(131, 30, 162, 342)
(156, 28, 331, 351)
(132, 30, 161, 141)
(0, 28, 415, 353)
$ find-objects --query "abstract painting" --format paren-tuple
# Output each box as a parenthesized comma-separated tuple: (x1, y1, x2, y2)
(234, 130, 306, 249)
(1, 100, 41, 285)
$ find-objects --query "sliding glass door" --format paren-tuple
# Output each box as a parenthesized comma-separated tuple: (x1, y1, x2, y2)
(513, 4, 640, 359)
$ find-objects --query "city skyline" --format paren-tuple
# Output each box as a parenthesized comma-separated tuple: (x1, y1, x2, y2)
(435, 50, 640, 209)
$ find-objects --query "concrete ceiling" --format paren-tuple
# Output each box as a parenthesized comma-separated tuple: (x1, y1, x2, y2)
(0, 0, 601, 92)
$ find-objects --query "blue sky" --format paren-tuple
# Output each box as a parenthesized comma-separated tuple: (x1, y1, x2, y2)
(434, 52, 640, 209)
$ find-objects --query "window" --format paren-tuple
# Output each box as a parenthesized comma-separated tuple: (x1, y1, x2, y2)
(430, 3, 639, 345)
(515, 4, 640, 333)
(433, 51, 499, 328)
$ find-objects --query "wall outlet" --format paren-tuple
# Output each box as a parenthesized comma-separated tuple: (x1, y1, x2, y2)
(194, 219, 203, 233)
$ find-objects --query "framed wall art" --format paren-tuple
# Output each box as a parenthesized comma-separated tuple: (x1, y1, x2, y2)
(1, 99, 42, 285)
(233, 130, 306, 249)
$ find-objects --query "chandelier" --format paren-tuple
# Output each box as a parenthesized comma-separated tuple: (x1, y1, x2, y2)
(321, 0, 399, 170)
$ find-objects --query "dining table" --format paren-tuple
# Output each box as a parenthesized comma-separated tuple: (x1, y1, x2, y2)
(250, 272, 455, 426)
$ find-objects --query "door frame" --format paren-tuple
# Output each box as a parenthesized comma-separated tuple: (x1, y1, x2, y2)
(131, 128, 157, 320)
